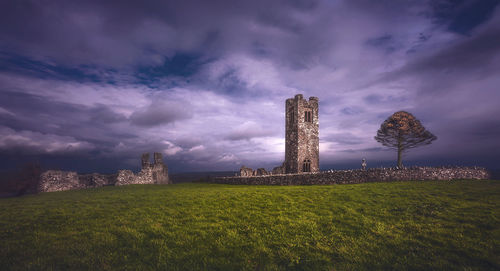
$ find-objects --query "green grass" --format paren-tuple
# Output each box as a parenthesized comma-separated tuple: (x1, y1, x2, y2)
(1, 181, 499, 270)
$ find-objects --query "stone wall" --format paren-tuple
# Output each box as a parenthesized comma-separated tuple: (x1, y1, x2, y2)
(37, 152, 170, 192)
(209, 167, 490, 185)
(38, 170, 83, 192)
(272, 163, 285, 175)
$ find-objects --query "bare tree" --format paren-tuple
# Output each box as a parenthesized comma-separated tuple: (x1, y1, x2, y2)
(375, 111, 437, 168)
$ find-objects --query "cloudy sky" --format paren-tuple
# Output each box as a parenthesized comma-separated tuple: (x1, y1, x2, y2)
(1, 0, 499, 173)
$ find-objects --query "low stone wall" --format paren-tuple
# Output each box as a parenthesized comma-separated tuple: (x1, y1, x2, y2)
(209, 167, 490, 185)
(37, 152, 170, 192)
(38, 170, 117, 192)
(115, 165, 168, 186)
(38, 170, 83, 192)
(38, 167, 170, 192)
(79, 173, 117, 187)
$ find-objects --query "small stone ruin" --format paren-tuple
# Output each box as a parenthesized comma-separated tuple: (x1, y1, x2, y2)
(116, 152, 169, 186)
(239, 166, 271, 177)
(239, 166, 254, 177)
(38, 152, 170, 192)
(239, 163, 286, 177)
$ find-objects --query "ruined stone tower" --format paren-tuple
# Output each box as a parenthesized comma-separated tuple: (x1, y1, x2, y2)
(139, 152, 170, 184)
(284, 94, 319, 173)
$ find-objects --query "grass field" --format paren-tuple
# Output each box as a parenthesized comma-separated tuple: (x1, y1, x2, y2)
(1, 181, 499, 270)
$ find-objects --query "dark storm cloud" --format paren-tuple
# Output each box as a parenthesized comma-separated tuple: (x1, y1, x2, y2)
(430, 0, 500, 34)
(391, 23, 500, 81)
(129, 100, 193, 127)
(340, 147, 387, 153)
(340, 107, 364, 116)
(1, 0, 499, 173)
(322, 133, 364, 146)
(224, 124, 275, 141)
(0, 91, 131, 146)
(90, 105, 128, 124)
(136, 53, 205, 83)
(0, 0, 322, 69)
(361, 5, 500, 170)
(363, 94, 410, 105)
(0, 53, 101, 82)
(365, 34, 399, 53)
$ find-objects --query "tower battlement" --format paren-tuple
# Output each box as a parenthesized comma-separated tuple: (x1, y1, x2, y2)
(284, 94, 319, 173)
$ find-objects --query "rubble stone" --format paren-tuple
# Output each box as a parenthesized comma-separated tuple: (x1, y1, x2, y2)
(38, 170, 82, 192)
(240, 166, 254, 177)
(209, 167, 490, 185)
(256, 168, 268, 176)
(37, 152, 170, 192)
(272, 163, 286, 175)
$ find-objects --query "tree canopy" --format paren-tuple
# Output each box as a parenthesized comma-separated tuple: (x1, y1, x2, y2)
(375, 111, 437, 168)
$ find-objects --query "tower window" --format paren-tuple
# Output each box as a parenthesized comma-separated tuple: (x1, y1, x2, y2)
(302, 159, 311, 172)
(304, 111, 312, 122)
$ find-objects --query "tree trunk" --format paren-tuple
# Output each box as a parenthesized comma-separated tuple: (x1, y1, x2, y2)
(397, 147, 402, 169)
(397, 134, 403, 168)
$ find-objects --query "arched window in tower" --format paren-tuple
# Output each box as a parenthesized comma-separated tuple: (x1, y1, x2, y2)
(304, 111, 312, 122)
(302, 159, 311, 172)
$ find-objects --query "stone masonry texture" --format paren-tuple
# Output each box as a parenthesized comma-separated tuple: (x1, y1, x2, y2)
(284, 94, 319, 174)
(115, 152, 169, 186)
(38, 152, 170, 192)
(239, 166, 254, 177)
(211, 167, 490, 185)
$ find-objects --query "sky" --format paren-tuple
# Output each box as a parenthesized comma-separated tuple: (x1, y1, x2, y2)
(0, 0, 499, 173)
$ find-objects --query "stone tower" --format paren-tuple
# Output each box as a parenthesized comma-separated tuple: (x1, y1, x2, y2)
(284, 94, 319, 173)
(140, 152, 170, 184)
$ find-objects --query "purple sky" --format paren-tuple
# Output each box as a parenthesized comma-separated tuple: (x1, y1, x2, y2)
(1, 0, 499, 173)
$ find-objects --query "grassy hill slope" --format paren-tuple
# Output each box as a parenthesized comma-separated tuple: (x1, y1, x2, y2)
(1, 181, 499, 270)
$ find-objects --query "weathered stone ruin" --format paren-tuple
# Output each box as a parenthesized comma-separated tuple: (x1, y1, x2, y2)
(38, 171, 121, 192)
(239, 166, 271, 177)
(239, 94, 320, 177)
(272, 163, 286, 175)
(255, 168, 269, 176)
(116, 152, 169, 185)
(239, 166, 254, 177)
(213, 167, 490, 185)
(232, 94, 491, 186)
(38, 152, 170, 192)
(285, 94, 319, 173)
(39, 171, 82, 192)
